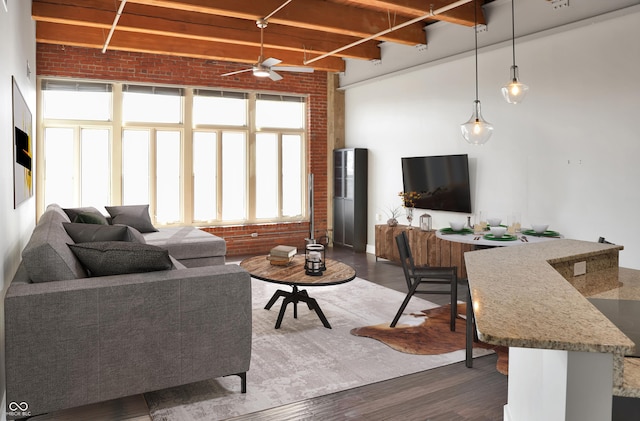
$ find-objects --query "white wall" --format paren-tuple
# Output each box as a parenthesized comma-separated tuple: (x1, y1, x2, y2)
(0, 0, 37, 411)
(343, 3, 640, 269)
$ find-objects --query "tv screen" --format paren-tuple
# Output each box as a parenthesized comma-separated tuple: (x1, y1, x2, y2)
(401, 154, 472, 213)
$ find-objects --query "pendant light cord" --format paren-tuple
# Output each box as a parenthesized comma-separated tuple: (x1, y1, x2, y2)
(474, 0, 479, 102)
(511, 0, 516, 66)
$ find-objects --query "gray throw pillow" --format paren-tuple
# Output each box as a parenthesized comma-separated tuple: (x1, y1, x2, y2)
(63, 206, 108, 224)
(75, 211, 109, 225)
(105, 205, 158, 233)
(63, 223, 145, 244)
(68, 241, 172, 276)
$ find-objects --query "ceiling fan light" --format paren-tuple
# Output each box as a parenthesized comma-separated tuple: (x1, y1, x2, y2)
(253, 66, 271, 78)
(461, 100, 494, 145)
(501, 65, 529, 104)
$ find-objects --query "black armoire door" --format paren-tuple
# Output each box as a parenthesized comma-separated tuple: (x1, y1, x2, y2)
(333, 148, 367, 251)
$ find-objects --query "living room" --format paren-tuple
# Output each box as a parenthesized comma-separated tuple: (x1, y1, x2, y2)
(1, 0, 640, 420)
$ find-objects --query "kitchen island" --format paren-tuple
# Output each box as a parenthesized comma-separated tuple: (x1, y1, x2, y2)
(465, 239, 635, 421)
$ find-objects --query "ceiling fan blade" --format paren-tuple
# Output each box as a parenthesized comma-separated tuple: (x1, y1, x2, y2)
(275, 66, 314, 73)
(221, 68, 253, 77)
(262, 57, 282, 67)
(268, 70, 283, 81)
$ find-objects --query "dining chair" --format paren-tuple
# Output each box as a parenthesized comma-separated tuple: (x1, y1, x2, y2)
(390, 231, 458, 331)
(465, 283, 479, 368)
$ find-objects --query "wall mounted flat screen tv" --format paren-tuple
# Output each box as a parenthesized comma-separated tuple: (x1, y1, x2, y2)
(401, 154, 472, 213)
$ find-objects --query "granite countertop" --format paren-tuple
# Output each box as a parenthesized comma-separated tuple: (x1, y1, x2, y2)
(465, 239, 635, 355)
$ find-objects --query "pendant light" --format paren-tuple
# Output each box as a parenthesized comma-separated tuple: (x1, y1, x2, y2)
(501, 0, 529, 104)
(461, 0, 493, 145)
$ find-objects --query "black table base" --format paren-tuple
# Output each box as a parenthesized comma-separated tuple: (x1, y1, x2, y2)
(264, 285, 331, 329)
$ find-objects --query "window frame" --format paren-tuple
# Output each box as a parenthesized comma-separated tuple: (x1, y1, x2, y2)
(37, 77, 309, 227)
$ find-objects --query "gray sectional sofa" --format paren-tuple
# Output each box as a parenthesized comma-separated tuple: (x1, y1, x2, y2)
(4, 204, 252, 418)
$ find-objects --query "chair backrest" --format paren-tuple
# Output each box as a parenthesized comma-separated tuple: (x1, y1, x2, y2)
(395, 231, 416, 289)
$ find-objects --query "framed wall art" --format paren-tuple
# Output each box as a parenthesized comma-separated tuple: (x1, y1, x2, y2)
(12, 76, 33, 208)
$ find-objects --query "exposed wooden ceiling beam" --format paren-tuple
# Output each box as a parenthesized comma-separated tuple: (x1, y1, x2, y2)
(32, 0, 381, 61)
(332, 0, 485, 27)
(33, 0, 491, 74)
(125, 0, 427, 45)
(36, 21, 346, 72)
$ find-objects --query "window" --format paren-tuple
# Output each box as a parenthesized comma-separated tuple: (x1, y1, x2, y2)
(193, 132, 217, 222)
(122, 129, 150, 205)
(156, 130, 181, 223)
(42, 80, 111, 121)
(80, 128, 110, 209)
(255, 133, 304, 219)
(256, 94, 305, 129)
(221, 132, 247, 221)
(43, 127, 74, 207)
(122, 85, 183, 124)
(38, 79, 308, 226)
(42, 126, 112, 209)
(193, 90, 247, 126)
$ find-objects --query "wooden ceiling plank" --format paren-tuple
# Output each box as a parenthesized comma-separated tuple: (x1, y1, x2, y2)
(126, 0, 427, 45)
(32, 0, 380, 60)
(335, 0, 485, 26)
(36, 21, 345, 72)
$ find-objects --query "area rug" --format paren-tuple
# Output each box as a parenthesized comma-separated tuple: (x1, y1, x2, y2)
(351, 303, 509, 375)
(144, 276, 494, 420)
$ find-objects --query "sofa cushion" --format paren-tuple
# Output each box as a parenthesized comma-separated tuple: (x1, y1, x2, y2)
(143, 227, 226, 260)
(22, 204, 88, 282)
(63, 223, 145, 244)
(63, 206, 109, 225)
(68, 241, 172, 276)
(105, 205, 158, 233)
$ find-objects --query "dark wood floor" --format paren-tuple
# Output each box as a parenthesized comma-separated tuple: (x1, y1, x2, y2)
(34, 246, 507, 420)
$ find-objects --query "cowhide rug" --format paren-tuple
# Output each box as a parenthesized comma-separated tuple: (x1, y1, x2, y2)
(350, 303, 509, 375)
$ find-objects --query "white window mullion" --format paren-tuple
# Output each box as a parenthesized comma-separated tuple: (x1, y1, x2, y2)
(111, 83, 123, 205)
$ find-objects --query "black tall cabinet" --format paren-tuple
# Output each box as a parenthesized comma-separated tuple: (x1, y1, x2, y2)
(333, 148, 367, 252)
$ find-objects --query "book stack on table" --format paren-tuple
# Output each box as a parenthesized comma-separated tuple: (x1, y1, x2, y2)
(267, 245, 297, 266)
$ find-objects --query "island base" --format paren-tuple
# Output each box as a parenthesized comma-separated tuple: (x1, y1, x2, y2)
(504, 347, 613, 421)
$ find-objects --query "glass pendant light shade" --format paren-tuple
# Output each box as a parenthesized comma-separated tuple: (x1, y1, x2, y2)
(503, 0, 529, 104)
(461, 100, 493, 145)
(460, 0, 492, 145)
(502, 66, 529, 104)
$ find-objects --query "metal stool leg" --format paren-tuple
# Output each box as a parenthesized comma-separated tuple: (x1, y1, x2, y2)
(465, 284, 474, 368)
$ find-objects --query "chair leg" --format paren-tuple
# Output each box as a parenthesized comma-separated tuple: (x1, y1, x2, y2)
(390, 278, 422, 328)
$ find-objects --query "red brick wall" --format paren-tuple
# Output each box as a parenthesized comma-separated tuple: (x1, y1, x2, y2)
(37, 44, 329, 256)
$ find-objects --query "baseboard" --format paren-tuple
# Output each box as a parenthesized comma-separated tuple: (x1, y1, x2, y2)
(365, 244, 375, 255)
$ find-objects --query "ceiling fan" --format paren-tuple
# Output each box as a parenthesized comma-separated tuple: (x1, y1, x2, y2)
(221, 18, 313, 81)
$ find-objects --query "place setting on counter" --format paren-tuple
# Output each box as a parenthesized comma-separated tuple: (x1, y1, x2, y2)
(435, 215, 563, 246)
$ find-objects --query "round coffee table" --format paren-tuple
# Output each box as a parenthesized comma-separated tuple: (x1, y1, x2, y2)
(239, 255, 356, 329)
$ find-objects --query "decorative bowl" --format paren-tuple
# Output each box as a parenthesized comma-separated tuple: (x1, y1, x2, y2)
(449, 221, 466, 231)
(487, 217, 502, 226)
(532, 224, 549, 234)
(490, 226, 507, 238)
